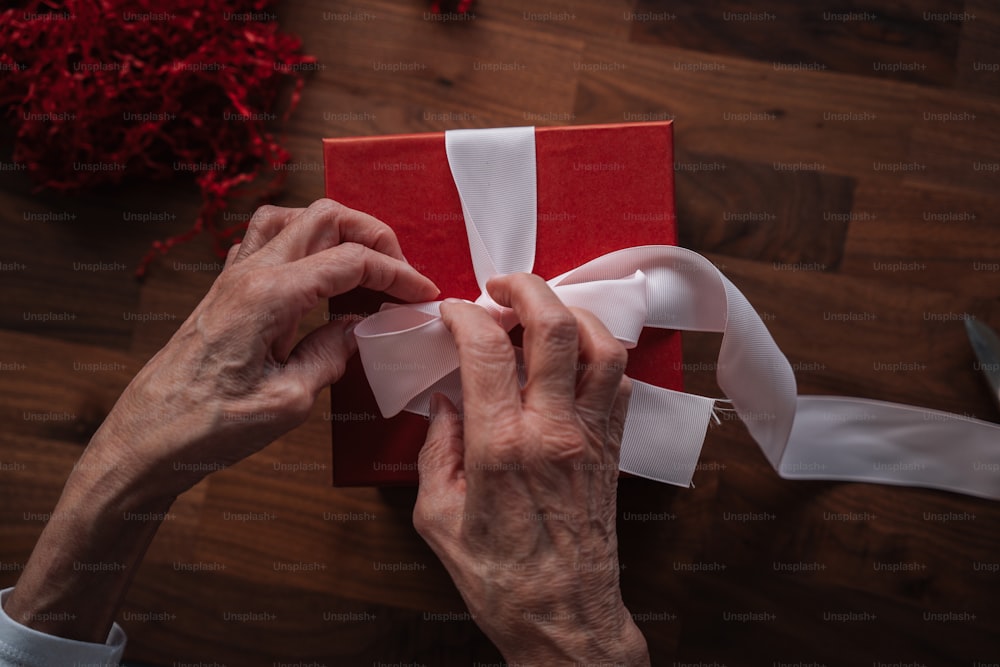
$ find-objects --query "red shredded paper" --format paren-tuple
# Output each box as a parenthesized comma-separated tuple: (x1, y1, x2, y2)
(0, 0, 315, 277)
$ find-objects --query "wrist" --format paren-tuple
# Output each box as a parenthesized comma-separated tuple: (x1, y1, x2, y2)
(499, 606, 649, 666)
(4, 434, 176, 642)
(83, 372, 220, 503)
(74, 421, 183, 509)
(63, 441, 178, 520)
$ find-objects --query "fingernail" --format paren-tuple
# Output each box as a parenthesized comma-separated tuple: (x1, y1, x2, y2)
(345, 320, 360, 337)
(443, 297, 464, 305)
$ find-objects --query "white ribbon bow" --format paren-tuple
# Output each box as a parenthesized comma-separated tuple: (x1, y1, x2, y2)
(354, 126, 1000, 500)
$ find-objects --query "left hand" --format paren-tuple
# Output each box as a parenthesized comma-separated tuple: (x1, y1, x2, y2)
(4, 199, 438, 642)
(86, 198, 440, 501)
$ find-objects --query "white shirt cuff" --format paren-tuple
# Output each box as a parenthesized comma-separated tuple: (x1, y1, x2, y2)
(0, 588, 126, 667)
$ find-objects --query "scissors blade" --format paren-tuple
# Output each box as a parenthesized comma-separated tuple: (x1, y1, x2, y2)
(965, 317, 1000, 408)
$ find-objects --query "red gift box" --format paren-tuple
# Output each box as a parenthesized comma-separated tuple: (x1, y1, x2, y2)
(324, 122, 683, 485)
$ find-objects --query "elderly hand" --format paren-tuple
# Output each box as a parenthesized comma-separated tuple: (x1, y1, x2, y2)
(5, 199, 438, 642)
(413, 274, 650, 666)
(88, 198, 440, 498)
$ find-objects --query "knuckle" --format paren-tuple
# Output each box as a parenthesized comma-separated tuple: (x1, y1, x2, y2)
(487, 439, 523, 463)
(346, 243, 393, 289)
(241, 269, 276, 300)
(465, 324, 509, 352)
(510, 272, 546, 290)
(412, 509, 429, 537)
(339, 240, 367, 257)
(591, 337, 628, 373)
(411, 483, 452, 538)
(368, 222, 398, 250)
(324, 354, 348, 383)
(478, 420, 527, 460)
(336, 241, 369, 265)
(309, 197, 346, 218)
(532, 310, 578, 345)
(412, 499, 438, 540)
(308, 199, 348, 245)
(276, 379, 315, 421)
(545, 439, 589, 463)
(461, 329, 514, 373)
(248, 204, 282, 231)
(524, 432, 588, 466)
(522, 411, 595, 464)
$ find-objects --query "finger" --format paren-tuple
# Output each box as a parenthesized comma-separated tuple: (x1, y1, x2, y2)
(568, 307, 628, 421)
(261, 199, 408, 265)
(591, 376, 632, 492)
(286, 242, 439, 312)
(223, 243, 241, 270)
(283, 318, 361, 393)
(414, 394, 466, 545)
(237, 205, 305, 261)
(438, 300, 522, 442)
(606, 376, 632, 465)
(486, 273, 578, 413)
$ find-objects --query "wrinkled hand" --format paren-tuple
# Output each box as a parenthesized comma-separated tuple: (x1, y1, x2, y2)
(7, 199, 440, 643)
(87, 198, 439, 501)
(413, 274, 650, 666)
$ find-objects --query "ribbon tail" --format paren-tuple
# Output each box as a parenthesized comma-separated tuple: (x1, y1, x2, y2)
(782, 396, 1000, 500)
(619, 381, 716, 487)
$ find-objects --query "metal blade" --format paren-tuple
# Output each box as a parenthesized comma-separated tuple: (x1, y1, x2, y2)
(965, 317, 1000, 408)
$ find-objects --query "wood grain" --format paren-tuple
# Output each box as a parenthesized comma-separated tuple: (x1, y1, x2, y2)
(1, 0, 999, 664)
(630, 0, 965, 86)
(674, 150, 855, 267)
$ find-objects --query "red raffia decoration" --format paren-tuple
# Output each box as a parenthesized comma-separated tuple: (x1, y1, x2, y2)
(0, 0, 315, 278)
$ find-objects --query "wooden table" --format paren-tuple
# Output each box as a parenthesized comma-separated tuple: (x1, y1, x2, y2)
(2, 0, 999, 664)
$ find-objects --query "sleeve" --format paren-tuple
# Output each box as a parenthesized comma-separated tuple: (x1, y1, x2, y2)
(0, 588, 126, 667)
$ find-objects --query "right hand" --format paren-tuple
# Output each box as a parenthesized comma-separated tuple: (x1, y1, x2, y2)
(413, 273, 649, 666)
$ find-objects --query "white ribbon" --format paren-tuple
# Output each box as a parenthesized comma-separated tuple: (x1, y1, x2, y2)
(354, 126, 1000, 500)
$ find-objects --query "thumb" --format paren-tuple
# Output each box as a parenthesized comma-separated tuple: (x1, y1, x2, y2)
(413, 393, 466, 541)
(286, 317, 361, 392)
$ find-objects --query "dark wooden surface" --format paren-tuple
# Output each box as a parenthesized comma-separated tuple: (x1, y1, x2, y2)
(2, 0, 1000, 664)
